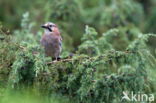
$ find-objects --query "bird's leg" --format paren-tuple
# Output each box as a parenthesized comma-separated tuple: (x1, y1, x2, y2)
(57, 57, 61, 61)
(52, 57, 58, 62)
(55, 57, 58, 61)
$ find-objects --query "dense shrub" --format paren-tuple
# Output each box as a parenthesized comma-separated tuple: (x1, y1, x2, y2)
(1, 20, 156, 102)
(0, 0, 156, 103)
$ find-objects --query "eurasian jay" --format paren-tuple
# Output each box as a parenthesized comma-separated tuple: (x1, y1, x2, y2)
(40, 22, 62, 61)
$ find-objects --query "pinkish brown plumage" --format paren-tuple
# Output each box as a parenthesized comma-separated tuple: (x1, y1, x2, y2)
(40, 22, 62, 61)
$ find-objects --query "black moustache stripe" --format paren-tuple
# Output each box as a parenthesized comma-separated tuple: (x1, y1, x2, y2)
(48, 27, 52, 32)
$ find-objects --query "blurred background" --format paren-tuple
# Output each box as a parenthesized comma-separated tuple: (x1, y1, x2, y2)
(0, 1, 156, 103)
(0, 0, 156, 51)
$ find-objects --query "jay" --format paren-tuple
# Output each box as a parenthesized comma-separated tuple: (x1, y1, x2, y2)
(40, 22, 62, 61)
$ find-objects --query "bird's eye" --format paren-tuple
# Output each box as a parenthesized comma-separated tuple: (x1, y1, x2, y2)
(49, 25, 52, 27)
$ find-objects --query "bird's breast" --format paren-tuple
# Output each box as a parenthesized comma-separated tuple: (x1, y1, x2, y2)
(41, 34, 62, 49)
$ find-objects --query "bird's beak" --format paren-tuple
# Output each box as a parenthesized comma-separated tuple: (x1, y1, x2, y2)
(41, 25, 47, 28)
(41, 24, 52, 32)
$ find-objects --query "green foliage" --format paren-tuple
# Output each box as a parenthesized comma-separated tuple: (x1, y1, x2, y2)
(1, 22, 156, 102)
(78, 25, 143, 56)
(1, 0, 155, 48)
(0, 25, 18, 87)
(7, 13, 49, 87)
(0, 88, 73, 103)
(78, 26, 100, 56)
(0, 0, 156, 103)
(34, 50, 154, 103)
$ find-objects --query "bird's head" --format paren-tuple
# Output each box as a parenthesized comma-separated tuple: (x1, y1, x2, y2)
(41, 22, 58, 33)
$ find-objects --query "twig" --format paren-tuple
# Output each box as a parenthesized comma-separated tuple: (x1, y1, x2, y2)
(47, 58, 73, 64)
(47, 51, 134, 65)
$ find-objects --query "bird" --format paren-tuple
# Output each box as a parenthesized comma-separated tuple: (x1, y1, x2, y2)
(40, 22, 62, 61)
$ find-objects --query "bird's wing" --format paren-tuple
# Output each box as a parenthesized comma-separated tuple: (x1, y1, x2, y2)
(40, 35, 46, 46)
(51, 31, 62, 47)
(59, 36, 62, 46)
